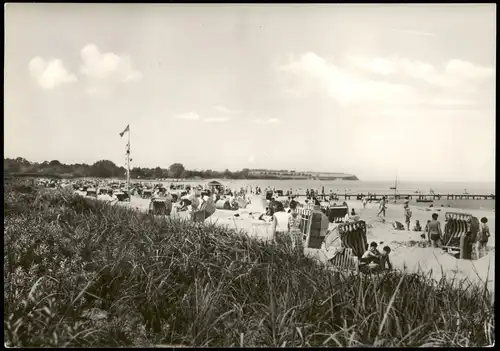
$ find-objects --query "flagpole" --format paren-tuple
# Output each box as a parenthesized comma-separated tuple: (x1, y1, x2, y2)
(127, 126, 130, 191)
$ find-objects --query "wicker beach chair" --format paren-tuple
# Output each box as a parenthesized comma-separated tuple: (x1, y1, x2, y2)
(328, 247, 358, 271)
(86, 188, 97, 198)
(323, 202, 349, 223)
(328, 220, 368, 271)
(442, 212, 479, 258)
(98, 188, 109, 196)
(114, 191, 130, 202)
(298, 207, 329, 249)
(442, 212, 472, 248)
(142, 189, 153, 199)
(149, 197, 172, 216)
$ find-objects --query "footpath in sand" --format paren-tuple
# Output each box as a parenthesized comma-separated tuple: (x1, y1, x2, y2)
(102, 193, 495, 294)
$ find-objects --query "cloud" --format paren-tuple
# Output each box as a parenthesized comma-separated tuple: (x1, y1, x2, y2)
(213, 105, 239, 114)
(80, 44, 143, 96)
(203, 117, 230, 123)
(280, 52, 416, 105)
(174, 113, 230, 123)
(348, 55, 494, 89)
(280, 52, 495, 108)
(391, 29, 436, 37)
(255, 118, 281, 125)
(174, 112, 200, 121)
(28, 56, 78, 89)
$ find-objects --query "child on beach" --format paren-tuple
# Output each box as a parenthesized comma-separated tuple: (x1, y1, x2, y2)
(427, 213, 443, 248)
(413, 220, 422, 231)
(424, 220, 431, 232)
(476, 217, 490, 259)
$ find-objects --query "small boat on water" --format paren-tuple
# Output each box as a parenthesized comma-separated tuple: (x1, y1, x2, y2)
(416, 199, 434, 203)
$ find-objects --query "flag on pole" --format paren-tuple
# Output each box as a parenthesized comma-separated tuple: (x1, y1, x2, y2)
(119, 124, 130, 137)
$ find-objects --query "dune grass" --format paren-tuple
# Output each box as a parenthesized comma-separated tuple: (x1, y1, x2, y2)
(4, 179, 495, 347)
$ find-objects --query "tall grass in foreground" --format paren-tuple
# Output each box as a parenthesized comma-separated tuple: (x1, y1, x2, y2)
(4, 180, 495, 347)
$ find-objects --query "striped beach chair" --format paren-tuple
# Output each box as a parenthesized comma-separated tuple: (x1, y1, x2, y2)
(442, 212, 473, 248)
(442, 212, 479, 259)
(328, 220, 368, 271)
(298, 207, 312, 246)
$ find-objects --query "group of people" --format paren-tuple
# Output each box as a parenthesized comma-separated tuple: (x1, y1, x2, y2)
(360, 241, 393, 270)
(412, 212, 491, 259)
(258, 195, 331, 255)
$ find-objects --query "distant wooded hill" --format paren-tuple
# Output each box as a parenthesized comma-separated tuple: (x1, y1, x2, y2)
(4, 158, 360, 180)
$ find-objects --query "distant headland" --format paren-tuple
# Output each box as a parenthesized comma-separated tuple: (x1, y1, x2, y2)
(4, 158, 359, 181)
(248, 169, 359, 181)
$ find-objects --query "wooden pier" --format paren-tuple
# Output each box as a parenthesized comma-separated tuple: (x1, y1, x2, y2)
(279, 193, 496, 201)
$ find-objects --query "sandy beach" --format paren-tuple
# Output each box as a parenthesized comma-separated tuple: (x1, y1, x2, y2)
(103, 192, 494, 294)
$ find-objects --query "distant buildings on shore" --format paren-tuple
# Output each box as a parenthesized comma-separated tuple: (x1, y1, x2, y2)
(248, 169, 359, 180)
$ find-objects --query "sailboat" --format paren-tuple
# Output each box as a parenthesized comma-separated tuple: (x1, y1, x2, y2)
(389, 179, 397, 190)
(389, 175, 397, 203)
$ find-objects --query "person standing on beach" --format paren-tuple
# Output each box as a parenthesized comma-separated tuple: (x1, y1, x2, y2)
(476, 217, 490, 259)
(403, 201, 412, 231)
(427, 213, 443, 248)
(362, 196, 367, 209)
(287, 201, 303, 254)
(377, 196, 387, 221)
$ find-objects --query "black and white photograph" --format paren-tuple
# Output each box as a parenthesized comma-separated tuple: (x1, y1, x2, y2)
(4, 3, 495, 347)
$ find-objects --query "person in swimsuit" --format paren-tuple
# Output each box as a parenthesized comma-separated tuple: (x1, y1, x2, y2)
(377, 196, 387, 220)
(427, 213, 443, 248)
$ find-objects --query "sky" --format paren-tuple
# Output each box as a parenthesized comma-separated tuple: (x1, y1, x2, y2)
(4, 3, 496, 182)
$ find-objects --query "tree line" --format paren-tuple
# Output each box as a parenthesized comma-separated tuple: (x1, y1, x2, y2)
(3, 158, 262, 180)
